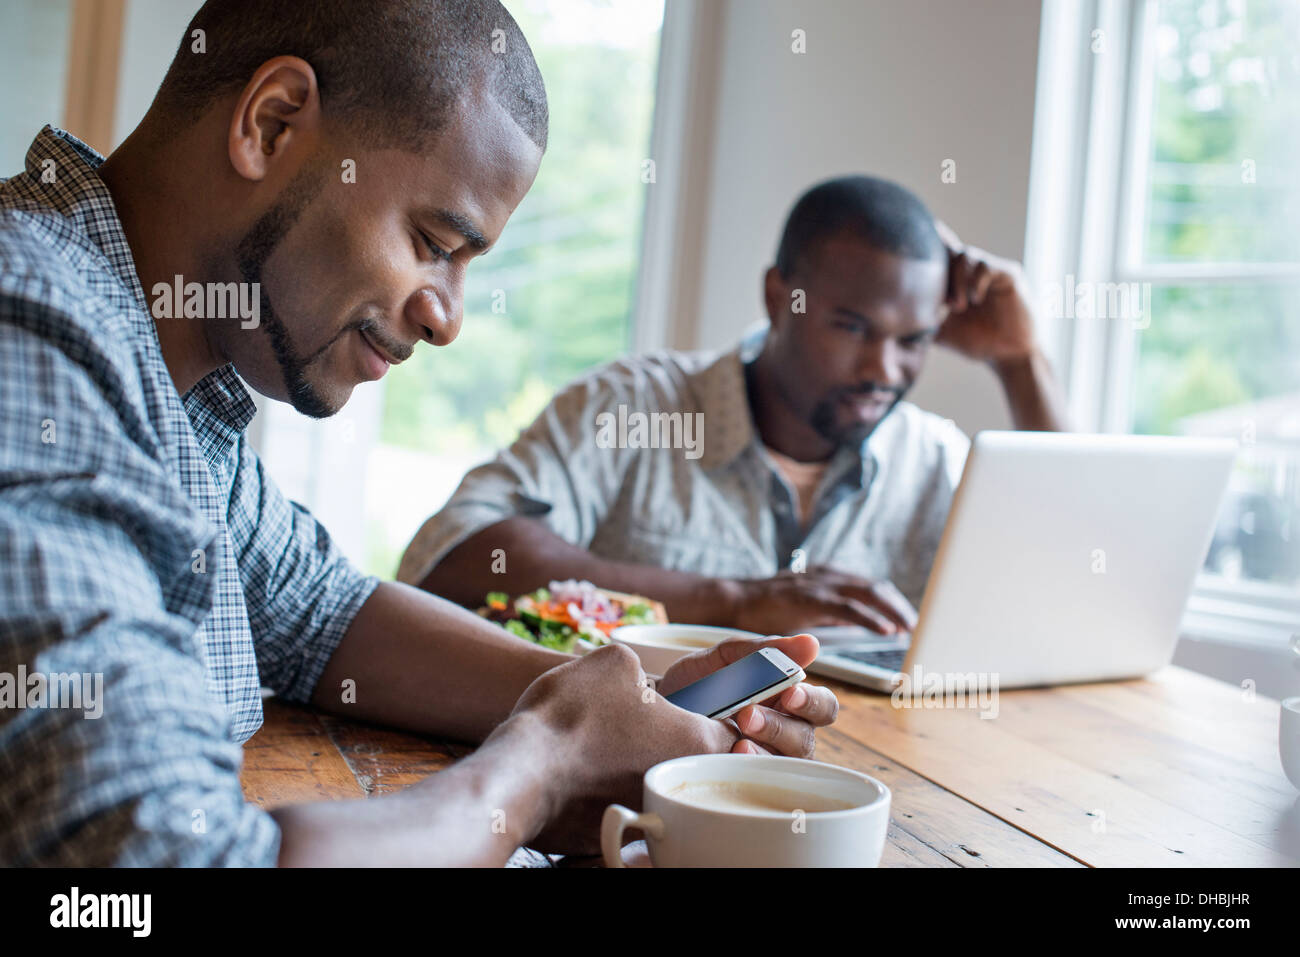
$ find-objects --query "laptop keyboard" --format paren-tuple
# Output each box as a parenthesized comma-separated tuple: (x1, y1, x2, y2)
(833, 647, 907, 671)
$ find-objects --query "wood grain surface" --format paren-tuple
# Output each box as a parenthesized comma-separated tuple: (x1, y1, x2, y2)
(241, 667, 1300, 867)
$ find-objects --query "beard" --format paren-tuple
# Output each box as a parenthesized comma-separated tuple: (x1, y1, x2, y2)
(235, 163, 339, 419)
(809, 385, 906, 447)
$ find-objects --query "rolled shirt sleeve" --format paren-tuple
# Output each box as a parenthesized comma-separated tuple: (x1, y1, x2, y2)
(397, 368, 634, 585)
(229, 437, 379, 705)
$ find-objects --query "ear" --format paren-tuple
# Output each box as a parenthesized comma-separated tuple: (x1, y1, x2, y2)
(762, 265, 789, 332)
(227, 56, 321, 182)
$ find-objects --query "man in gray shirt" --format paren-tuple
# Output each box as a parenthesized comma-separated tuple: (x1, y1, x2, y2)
(401, 177, 1069, 637)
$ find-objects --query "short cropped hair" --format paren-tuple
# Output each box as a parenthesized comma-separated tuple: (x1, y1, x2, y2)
(153, 0, 548, 151)
(775, 175, 944, 277)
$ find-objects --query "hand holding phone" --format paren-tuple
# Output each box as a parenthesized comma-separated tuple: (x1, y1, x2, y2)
(663, 648, 806, 720)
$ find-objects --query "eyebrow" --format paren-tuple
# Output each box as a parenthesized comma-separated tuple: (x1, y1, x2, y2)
(427, 208, 490, 252)
(833, 306, 873, 325)
(832, 306, 936, 336)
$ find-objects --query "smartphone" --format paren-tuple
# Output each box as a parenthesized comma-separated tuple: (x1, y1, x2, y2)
(664, 648, 806, 720)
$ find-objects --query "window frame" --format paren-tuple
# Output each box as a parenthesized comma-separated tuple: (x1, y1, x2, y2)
(632, 0, 726, 353)
(1026, 0, 1300, 648)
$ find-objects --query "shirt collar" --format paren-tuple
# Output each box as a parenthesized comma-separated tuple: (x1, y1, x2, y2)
(693, 344, 755, 470)
(24, 126, 257, 436)
(24, 127, 146, 307)
(693, 322, 881, 487)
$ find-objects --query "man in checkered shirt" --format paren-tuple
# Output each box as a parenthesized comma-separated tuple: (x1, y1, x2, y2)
(0, 0, 839, 866)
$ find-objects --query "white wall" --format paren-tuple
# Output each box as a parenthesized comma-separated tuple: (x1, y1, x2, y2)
(0, 0, 72, 172)
(665, 0, 1044, 436)
(114, 0, 203, 146)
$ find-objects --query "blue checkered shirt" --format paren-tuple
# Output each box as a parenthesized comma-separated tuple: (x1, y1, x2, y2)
(0, 128, 379, 865)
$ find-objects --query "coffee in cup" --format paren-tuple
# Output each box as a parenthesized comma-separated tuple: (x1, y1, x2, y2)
(601, 753, 890, 867)
(666, 780, 859, 814)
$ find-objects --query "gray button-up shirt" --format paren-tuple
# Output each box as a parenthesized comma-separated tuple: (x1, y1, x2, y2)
(0, 128, 378, 865)
(398, 330, 970, 609)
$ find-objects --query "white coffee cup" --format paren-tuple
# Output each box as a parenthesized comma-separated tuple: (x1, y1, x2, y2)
(601, 753, 890, 867)
(1281, 696, 1300, 791)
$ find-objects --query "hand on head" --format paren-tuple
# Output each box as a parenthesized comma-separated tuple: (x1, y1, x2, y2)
(933, 220, 1038, 364)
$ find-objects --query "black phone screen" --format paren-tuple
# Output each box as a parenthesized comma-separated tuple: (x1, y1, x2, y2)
(663, 651, 793, 718)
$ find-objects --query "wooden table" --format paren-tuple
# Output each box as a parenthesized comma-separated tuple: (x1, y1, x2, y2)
(240, 665, 1300, 867)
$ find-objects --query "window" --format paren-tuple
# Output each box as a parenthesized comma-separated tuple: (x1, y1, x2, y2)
(1123, 0, 1299, 597)
(255, 0, 665, 578)
(1029, 0, 1300, 645)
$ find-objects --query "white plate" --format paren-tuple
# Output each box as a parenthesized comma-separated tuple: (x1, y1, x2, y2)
(610, 623, 764, 676)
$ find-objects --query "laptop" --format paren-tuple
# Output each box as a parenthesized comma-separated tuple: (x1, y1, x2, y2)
(809, 430, 1237, 691)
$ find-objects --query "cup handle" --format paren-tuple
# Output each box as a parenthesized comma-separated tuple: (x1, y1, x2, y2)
(601, 804, 664, 868)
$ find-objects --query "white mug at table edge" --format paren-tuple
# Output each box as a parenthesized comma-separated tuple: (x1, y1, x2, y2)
(601, 753, 890, 868)
(1281, 696, 1300, 791)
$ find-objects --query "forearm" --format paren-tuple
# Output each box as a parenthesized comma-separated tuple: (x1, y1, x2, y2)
(310, 580, 571, 743)
(992, 347, 1070, 432)
(420, 516, 737, 626)
(271, 711, 557, 866)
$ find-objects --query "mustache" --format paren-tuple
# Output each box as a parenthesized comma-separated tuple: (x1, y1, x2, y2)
(358, 317, 415, 363)
(836, 383, 905, 400)
(301, 315, 415, 367)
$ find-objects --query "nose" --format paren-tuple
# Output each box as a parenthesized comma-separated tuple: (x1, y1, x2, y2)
(855, 338, 906, 389)
(405, 283, 462, 347)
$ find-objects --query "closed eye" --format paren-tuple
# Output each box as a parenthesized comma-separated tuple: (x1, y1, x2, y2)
(416, 229, 453, 264)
